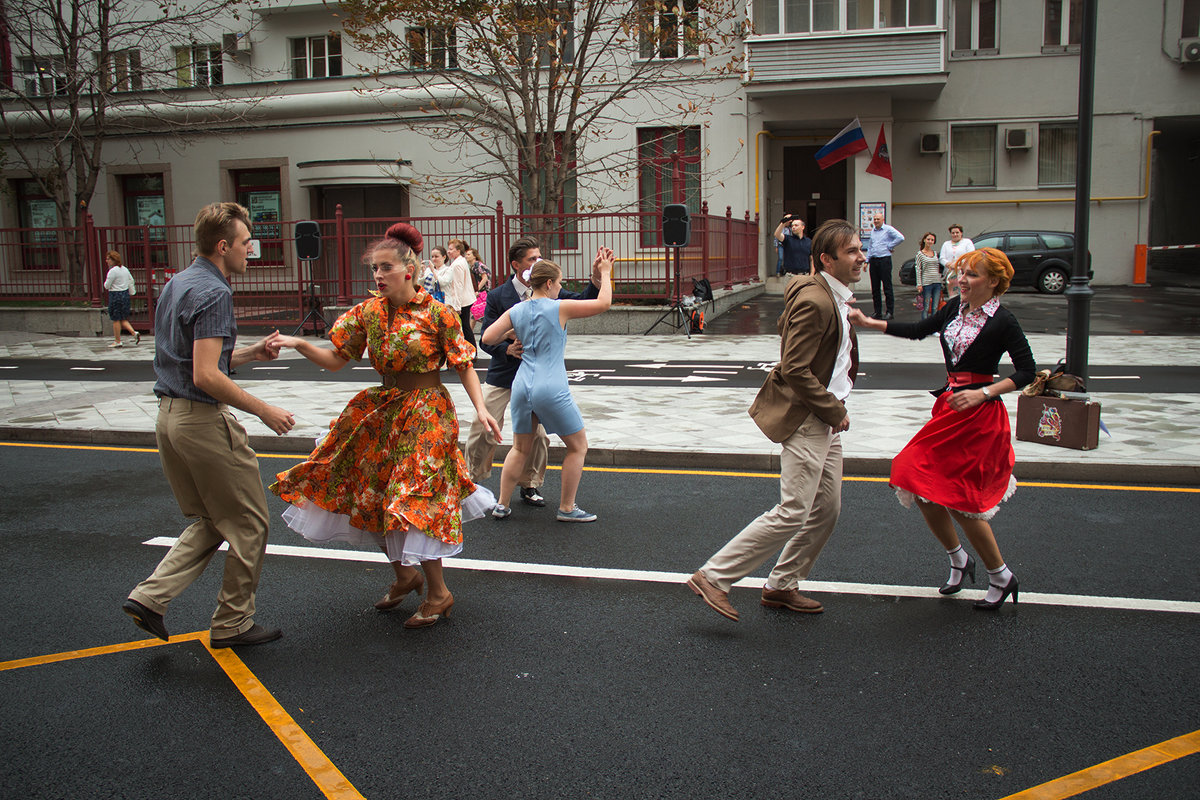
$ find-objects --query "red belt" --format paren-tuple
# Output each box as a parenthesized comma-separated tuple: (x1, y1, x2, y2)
(947, 371, 995, 387)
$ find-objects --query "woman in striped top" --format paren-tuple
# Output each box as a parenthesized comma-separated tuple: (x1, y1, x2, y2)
(914, 232, 941, 319)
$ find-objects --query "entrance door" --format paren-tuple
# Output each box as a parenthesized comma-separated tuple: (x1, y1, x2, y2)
(783, 145, 847, 233)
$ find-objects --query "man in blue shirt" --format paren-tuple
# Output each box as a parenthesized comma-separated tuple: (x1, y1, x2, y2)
(866, 211, 904, 320)
(123, 202, 293, 648)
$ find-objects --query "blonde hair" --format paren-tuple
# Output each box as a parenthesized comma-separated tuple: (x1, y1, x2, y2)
(528, 258, 562, 290)
(106, 250, 123, 265)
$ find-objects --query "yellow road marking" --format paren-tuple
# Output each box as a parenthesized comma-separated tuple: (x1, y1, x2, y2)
(203, 636, 366, 800)
(998, 729, 1200, 799)
(5, 441, 1197, 492)
(1, 631, 365, 800)
(0, 631, 203, 671)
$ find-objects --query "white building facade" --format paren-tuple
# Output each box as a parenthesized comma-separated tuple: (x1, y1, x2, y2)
(4, 0, 1198, 287)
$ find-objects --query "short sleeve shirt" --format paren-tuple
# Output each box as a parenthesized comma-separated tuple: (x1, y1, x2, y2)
(152, 257, 236, 403)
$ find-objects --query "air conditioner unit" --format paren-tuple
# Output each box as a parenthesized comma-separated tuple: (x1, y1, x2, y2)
(1181, 37, 1200, 64)
(919, 133, 944, 154)
(1005, 128, 1032, 150)
(223, 32, 252, 53)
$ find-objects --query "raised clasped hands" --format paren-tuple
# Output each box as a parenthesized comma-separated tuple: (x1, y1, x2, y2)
(591, 246, 614, 283)
(257, 330, 286, 361)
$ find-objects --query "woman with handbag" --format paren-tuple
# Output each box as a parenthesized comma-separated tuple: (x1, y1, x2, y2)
(270, 223, 501, 628)
(848, 248, 1036, 610)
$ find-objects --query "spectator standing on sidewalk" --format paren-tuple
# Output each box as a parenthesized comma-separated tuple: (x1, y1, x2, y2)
(773, 215, 813, 275)
(867, 211, 904, 320)
(122, 201, 294, 648)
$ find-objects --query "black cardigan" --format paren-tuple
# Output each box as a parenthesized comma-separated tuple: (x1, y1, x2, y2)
(885, 297, 1036, 396)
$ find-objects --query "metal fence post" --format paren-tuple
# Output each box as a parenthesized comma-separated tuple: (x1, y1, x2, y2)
(335, 204, 350, 304)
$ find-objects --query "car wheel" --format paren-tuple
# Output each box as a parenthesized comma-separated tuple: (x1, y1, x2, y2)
(1037, 266, 1068, 294)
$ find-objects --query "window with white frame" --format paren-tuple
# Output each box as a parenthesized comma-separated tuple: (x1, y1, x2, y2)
(950, 125, 996, 188)
(19, 56, 68, 97)
(291, 34, 343, 79)
(97, 49, 143, 92)
(1038, 123, 1077, 186)
(639, 0, 700, 59)
(174, 45, 223, 87)
(752, 0, 936, 35)
(1043, 0, 1081, 50)
(952, 0, 998, 56)
(406, 26, 458, 70)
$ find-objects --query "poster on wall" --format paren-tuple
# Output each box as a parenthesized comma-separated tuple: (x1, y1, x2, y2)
(136, 196, 166, 241)
(858, 202, 886, 241)
(247, 191, 281, 240)
(26, 199, 60, 243)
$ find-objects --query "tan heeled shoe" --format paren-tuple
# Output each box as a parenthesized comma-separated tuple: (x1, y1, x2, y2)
(404, 593, 454, 628)
(374, 572, 425, 611)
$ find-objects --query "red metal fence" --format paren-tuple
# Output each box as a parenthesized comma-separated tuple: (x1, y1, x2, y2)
(0, 203, 759, 333)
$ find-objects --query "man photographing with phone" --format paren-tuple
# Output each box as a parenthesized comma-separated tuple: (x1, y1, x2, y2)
(773, 214, 813, 276)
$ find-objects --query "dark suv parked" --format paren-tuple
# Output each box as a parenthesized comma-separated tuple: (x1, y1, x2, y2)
(899, 230, 1091, 294)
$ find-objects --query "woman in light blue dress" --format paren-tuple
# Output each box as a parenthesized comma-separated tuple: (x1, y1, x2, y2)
(481, 249, 613, 522)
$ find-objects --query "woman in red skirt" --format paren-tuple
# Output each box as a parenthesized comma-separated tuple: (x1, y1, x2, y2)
(848, 248, 1035, 609)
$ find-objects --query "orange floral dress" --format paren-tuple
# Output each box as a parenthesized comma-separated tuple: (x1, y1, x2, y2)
(271, 291, 492, 562)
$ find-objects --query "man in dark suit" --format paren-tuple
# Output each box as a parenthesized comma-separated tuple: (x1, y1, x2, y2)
(688, 219, 863, 622)
(465, 236, 601, 507)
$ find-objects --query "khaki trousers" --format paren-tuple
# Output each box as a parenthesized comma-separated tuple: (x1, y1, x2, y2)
(701, 414, 843, 593)
(129, 398, 270, 638)
(465, 382, 548, 487)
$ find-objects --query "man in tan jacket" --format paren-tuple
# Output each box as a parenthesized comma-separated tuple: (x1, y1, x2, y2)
(688, 219, 863, 622)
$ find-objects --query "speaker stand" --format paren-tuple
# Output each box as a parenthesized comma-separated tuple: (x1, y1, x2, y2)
(293, 283, 328, 337)
(644, 247, 692, 338)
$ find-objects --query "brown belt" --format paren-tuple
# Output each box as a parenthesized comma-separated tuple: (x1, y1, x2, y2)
(381, 371, 442, 390)
(947, 371, 995, 387)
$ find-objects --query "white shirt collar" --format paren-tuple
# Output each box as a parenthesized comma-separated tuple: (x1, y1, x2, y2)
(512, 275, 531, 296)
(817, 270, 853, 305)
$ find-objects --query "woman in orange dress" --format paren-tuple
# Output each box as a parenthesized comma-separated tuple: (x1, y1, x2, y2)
(271, 222, 501, 628)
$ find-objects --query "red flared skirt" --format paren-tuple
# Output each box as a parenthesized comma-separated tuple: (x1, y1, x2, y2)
(889, 392, 1015, 516)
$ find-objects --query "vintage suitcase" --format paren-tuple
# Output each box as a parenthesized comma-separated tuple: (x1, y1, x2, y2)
(1016, 394, 1101, 450)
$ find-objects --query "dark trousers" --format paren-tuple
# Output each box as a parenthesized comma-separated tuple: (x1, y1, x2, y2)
(869, 256, 894, 316)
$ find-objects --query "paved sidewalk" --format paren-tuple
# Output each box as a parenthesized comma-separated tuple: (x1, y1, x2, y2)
(2, 327, 1198, 483)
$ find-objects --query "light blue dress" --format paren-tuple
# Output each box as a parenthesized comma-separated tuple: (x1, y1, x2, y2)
(509, 298, 583, 436)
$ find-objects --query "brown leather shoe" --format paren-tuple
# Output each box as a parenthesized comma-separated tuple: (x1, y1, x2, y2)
(760, 587, 823, 614)
(375, 572, 426, 611)
(687, 571, 738, 622)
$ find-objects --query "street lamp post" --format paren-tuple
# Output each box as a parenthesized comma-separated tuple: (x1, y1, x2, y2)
(1065, 0, 1098, 382)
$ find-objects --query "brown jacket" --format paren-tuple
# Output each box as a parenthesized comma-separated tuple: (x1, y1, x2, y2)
(748, 273, 858, 443)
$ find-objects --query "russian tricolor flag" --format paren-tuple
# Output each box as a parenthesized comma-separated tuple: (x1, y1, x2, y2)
(815, 118, 869, 170)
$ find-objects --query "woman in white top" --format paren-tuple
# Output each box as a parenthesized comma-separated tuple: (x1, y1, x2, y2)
(438, 239, 478, 349)
(939, 224, 975, 300)
(103, 250, 139, 347)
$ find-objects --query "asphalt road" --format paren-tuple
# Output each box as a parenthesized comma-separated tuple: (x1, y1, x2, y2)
(1, 442, 1197, 800)
(2, 358, 1198, 394)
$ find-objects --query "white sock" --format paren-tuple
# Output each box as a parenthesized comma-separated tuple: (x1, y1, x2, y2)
(946, 545, 969, 584)
(985, 564, 1014, 603)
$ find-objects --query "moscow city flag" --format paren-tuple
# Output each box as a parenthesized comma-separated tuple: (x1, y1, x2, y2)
(815, 118, 869, 170)
(866, 125, 893, 181)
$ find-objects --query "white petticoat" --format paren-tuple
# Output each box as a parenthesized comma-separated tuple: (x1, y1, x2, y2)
(280, 485, 496, 566)
(894, 474, 1017, 521)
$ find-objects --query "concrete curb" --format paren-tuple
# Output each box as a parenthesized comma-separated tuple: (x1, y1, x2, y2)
(4, 426, 1197, 486)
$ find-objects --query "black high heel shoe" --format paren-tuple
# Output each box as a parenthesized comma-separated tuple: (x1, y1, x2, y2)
(974, 575, 1019, 610)
(939, 554, 976, 595)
